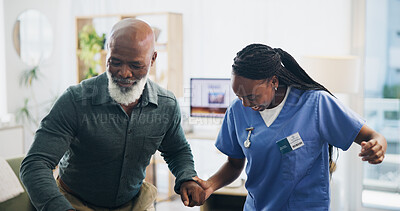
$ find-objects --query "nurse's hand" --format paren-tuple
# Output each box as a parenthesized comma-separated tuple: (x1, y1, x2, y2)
(355, 125, 387, 164)
(358, 139, 385, 164)
(193, 176, 214, 200)
(180, 180, 206, 207)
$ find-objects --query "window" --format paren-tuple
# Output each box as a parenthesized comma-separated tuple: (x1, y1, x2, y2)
(363, 0, 400, 209)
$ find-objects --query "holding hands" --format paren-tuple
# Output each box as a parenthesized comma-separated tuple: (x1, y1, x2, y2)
(179, 157, 246, 207)
(192, 176, 214, 200)
(179, 179, 207, 207)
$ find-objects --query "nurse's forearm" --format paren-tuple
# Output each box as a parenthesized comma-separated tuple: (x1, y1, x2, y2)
(207, 157, 245, 192)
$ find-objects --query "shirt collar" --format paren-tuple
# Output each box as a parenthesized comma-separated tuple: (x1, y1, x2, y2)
(140, 80, 158, 107)
(92, 73, 113, 105)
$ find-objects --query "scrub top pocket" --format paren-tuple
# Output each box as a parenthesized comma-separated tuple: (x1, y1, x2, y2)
(281, 151, 296, 181)
(281, 143, 309, 181)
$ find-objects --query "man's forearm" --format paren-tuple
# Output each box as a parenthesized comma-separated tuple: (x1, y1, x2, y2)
(161, 143, 197, 193)
(20, 156, 74, 211)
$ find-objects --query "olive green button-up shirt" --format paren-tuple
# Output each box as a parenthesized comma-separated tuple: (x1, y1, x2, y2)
(20, 73, 197, 211)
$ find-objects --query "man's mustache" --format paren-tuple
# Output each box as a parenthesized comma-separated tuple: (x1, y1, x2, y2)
(112, 77, 136, 84)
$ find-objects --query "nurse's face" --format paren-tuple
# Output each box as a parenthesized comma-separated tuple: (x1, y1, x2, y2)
(232, 74, 278, 111)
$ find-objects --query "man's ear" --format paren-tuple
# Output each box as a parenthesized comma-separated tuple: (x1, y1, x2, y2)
(151, 51, 157, 66)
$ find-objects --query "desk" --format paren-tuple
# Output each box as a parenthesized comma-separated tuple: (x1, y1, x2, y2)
(201, 181, 247, 211)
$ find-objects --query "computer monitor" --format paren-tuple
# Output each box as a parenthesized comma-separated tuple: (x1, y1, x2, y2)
(190, 78, 237, 118)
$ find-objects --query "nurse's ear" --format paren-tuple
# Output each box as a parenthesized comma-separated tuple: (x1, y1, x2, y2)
(270, 76, 279, 90)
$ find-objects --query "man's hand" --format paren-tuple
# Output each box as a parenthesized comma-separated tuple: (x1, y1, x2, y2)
(192, 176, 214, 200)
(359, 139, 385, 164)
(179, 179, 206, 207)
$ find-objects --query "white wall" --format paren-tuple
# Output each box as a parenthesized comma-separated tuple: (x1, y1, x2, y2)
(3, 0, 75, 111)
(68, 0, 353, 116)
(3, 0, 75, 150)
(3, 0, 354, 111)
(68, 0, 352, 84)
(0, 0, 7, 117)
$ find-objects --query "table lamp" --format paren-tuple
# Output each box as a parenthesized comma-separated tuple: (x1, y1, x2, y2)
(300, 56, 360, 94)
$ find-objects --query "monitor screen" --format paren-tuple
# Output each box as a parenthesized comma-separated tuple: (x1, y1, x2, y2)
(190, 78, 237, 118)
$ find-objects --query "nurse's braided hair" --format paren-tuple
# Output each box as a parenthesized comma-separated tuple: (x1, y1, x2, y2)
(232, 43, 336, 174)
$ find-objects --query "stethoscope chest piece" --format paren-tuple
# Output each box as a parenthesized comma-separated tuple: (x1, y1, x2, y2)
(244, 139, 251, 148)
(244, 127, 254, 148)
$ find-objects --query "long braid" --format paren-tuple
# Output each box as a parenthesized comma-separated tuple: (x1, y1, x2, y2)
(232, 43, 336, 175)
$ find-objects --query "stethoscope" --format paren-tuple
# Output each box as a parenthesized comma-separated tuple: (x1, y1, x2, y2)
(244, 127, 254, 148)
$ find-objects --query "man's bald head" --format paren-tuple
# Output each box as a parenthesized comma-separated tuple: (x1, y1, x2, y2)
(105, 19, 157, 106)
(107, 18, 155, 52)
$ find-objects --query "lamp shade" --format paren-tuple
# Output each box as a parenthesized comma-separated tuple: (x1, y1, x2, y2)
(300, 56, 360, 93)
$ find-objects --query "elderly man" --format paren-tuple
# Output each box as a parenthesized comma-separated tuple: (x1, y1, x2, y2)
(20, 18, 205, 211)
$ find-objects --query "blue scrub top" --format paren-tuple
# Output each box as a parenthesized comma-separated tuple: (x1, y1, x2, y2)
(215, 88, 364, 211)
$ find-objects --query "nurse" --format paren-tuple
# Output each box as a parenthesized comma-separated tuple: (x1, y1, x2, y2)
(194, 44, 387, 210)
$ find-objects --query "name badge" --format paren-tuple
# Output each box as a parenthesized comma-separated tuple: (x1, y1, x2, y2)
(276, 132, 304, 154)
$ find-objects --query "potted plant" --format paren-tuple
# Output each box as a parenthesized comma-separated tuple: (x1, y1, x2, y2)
(78, 25, 106, 80)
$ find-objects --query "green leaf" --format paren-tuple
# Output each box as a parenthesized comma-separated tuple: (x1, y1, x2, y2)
(16, 98, 36, 125)
(78, 24, 105, 80)
(20, 66, 40, 87)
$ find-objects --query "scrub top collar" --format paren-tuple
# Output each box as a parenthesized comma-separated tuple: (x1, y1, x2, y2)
(259, 86, 291, 127)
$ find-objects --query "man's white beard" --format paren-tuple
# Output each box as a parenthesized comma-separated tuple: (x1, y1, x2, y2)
(106, 69, 148, 106)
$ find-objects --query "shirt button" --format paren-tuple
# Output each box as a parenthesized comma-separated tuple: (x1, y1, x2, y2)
(128, 129, 132, 134)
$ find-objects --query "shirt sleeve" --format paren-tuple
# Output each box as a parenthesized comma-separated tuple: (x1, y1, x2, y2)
(158, 98, 197, 194)
(317, 92, 365, 151)
(20, 89, 77, 211)
(215, 106, 245, 159)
